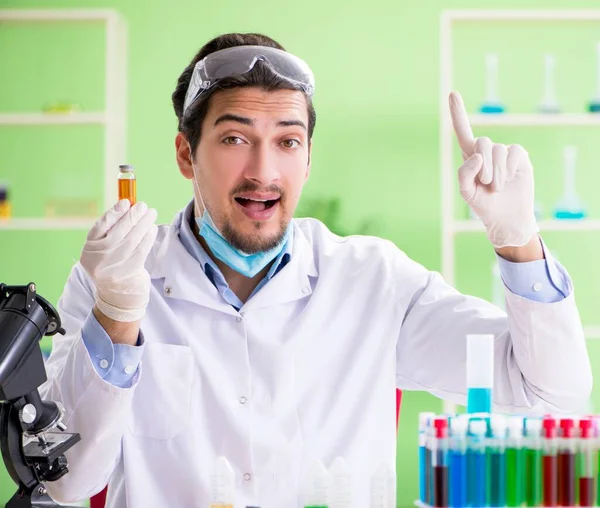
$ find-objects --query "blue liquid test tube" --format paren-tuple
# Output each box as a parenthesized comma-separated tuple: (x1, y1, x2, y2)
(419, 412, 436, 505)
(449, 415, 468, 508)
(480, 53, 506, 114)
(466, 334, 494, 414)
(467, 418, 488, 507)
(588, 42, 600, 112)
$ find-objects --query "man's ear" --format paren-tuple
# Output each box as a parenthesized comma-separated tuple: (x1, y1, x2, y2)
(175, 132, 194, 179)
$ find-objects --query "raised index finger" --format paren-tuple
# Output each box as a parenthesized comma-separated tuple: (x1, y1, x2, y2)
(449, 91, 476, 160)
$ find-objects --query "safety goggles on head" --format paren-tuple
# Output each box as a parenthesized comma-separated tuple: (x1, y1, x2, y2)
(183, 45, 315, 114)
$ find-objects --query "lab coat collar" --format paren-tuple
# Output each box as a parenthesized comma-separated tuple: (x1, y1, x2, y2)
(149, 210, 318, 314)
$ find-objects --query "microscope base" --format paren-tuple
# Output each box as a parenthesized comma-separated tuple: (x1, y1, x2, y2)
(7, 485, 69, 508)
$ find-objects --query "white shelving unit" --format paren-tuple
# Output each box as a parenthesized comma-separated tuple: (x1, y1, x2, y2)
(584, 327, 600, 340)
(0, 9, 127, 230)
(454, 219, 600, 233)
(440, 10, 600, 413)
(0, 112, 108, 125)
(0, 218, 96, 231)
(470, 113, 600, 127)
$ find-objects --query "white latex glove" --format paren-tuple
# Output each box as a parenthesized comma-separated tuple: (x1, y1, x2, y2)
(450, 91, 538, 248)
(80, 200, 158, 322)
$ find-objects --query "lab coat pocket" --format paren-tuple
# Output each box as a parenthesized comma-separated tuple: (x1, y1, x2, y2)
(127, 343, 194, 440)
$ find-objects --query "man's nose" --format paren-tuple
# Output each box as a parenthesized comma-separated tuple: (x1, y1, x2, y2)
(243, 143, 281, 185)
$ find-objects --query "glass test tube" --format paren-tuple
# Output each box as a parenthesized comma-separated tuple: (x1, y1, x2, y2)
(468, 418, 488, 507)
(466, 335, 494, 414)
(579, 418, 596, 507)
(0, 182, 10, 219)
(488, 415, 507, 507)
(118, 164, 137, 205)
(558, 418, 577, 507)
(432, 417, 450, 507)
(525, 417, 543, 507)
(480, 53, 505, 113)
(486, 54, 499, 104)
(419, 412, 435, 505)
(506, 416, 524, 507)
(426, 420, 435, 506)
(449, 415, 468, 508)
(595, 42, 600, 101)
(595, 416, 600, 508)
(539, 54, 560, 113)
(543, 417, 558, 507)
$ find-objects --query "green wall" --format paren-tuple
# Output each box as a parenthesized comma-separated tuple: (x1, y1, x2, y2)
(2, 0, 600, 506)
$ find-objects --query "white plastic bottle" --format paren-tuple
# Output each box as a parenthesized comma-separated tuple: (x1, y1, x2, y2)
(370, 462, 395, 508)
(209, 456, 235, 508)
(330, 457, 352, 508)
(303, 460, 331, 508)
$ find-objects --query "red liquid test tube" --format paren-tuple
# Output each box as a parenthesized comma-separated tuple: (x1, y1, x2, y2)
(543, 417, 558, 507)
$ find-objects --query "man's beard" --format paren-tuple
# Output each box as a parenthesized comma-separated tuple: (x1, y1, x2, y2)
(220, 181, 290, 253)
(221, 215, 289, 254)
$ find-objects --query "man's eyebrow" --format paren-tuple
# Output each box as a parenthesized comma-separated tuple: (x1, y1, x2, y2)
(277, 120, 307, 130)
(214, 115, 307, 131)
(214, 114, 253, 127)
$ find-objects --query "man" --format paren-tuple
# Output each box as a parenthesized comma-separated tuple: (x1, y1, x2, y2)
(42, 33, 591, 507)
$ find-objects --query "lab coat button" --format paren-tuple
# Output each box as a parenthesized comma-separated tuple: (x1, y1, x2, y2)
(243, 473, 252, 481)
(99, 359, 109, 369)
(124, 365, 135, 375)
(236, 316, 242, 322)
(239, 396, 247, 405)
(533, 282, 543, 292)
(164, 286, 173, 296)
(301, 286, 310, 295)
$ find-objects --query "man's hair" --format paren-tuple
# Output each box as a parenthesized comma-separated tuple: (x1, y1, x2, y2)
(172, 33, 317, 152)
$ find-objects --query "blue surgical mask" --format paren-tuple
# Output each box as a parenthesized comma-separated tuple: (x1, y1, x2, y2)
(196, 210, 290, 278)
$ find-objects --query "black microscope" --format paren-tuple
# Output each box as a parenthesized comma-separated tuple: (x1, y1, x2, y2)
(0, 283, 80, 508)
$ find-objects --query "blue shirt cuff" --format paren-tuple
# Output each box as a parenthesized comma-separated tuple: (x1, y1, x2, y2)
(496, 237, 572, 303)
(81, 311, 144, 388)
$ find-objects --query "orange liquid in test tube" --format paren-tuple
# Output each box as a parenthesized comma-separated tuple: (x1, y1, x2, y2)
(118, 164, 137, 205)
(118, 178, 137, 205)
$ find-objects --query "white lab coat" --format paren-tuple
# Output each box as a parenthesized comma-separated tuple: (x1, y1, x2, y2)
(41, 213, 592, 508)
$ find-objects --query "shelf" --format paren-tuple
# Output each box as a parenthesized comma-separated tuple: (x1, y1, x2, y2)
(454, 219, 600, 233)
(0, 112, 108, 126)
(0, 218, 96, 231)
(444, 10, 600, 22)
(462, 114, 600, 127)
(0, 9, 118, 22)
(585, 327, 600, 340)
